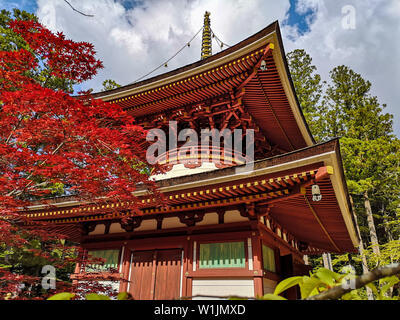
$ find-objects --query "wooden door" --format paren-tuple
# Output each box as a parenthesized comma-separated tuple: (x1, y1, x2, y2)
(129, 251, 155, 300)
(154, 249, 182, 300)
(129, 249, 182, 300)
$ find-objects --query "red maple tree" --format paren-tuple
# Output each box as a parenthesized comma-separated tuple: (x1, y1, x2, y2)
(0, 18, 162, 299)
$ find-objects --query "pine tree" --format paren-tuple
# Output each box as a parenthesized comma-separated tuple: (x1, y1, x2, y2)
(288, 49, 400, 299)
(287, 49, 325, 142)
(324, 66, 398, 256)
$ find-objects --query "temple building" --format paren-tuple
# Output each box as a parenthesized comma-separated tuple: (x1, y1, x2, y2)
(25, 17, 359, 299)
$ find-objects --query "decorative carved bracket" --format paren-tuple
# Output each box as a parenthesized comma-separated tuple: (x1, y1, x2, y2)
(240, 203, 257, 220)
(120, 216, 143, 232)
(216, 208, 225, 224)
(257, 205, 271, 217)
(81, 222, 96, 235)
(239, 206, 248, 218)
(178, 212, 205, 227)
(298, 241, 309, 252)
(156, 216, 164, 230)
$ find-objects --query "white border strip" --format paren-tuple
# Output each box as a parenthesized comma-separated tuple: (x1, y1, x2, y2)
(127, 252, 133, 292)
(193, 241, 197, 271)
(247, 238, 253, 271)
(179, 250, 184, 298)
(119, 246, 125, 273)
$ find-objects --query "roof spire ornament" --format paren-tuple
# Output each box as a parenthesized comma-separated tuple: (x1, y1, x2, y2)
(201, 11, 212, 60)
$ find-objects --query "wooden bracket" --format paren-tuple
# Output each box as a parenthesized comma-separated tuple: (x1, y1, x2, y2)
(121, 216, 143, 232)
(179, 212, 205, 227)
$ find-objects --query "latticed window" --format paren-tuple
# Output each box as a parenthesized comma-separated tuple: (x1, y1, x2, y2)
(262, 245, 276, 272)
(86, 249, 120, 272)
(199, 241, 246, 268)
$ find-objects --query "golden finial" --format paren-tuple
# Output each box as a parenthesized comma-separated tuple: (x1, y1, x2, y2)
(201, 11, 212, 60)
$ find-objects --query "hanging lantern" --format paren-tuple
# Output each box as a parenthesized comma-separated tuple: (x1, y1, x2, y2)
(259, 60, 267, 71)
(312, 184, 322, 201)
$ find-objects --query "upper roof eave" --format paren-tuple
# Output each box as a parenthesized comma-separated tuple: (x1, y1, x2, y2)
(90, 20, 315, 147)
(91, 21, 280, 100)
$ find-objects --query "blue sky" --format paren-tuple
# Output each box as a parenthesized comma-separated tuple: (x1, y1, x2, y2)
(284, 0, 316, 38)
(1, 0, 399, 136)
(0, 0, 37, 12)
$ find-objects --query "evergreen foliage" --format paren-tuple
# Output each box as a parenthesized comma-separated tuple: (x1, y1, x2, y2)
(287, 49, 400, 299)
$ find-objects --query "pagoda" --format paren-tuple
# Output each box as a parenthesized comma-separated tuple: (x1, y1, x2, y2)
(25, 15, 359, 300)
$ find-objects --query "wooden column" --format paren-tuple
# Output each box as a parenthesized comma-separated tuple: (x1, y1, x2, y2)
(119, 245, 131, 293)
(186, 238, 195, 298)
(181, 237, 192, 298)
(251, 233, 263, 297)
(72, 261, 81, 286)
(72, 248, 85, 286)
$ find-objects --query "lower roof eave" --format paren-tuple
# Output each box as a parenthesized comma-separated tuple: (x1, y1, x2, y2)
(25, 139, 359, 253)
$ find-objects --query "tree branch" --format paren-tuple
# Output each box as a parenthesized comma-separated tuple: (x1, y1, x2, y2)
(307, 263, 400, 300)
(64, 0, 94, 17)
(6, 141, 65, 198)
(5, 118, 23, 145)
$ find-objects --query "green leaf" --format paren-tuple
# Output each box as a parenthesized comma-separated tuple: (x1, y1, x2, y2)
(117, 292, 129, 300)
(47, 292, 75, 300)
(380, 276, 400, 298)
(274, 276, 303, 296)
(315, 268, 340, 286)
(366, 283, 379, 297)
(300, 277, 325, 299)
(259, 294, 287, 300)
(341, 291, 362, 300)
(85, 293, 111, 300)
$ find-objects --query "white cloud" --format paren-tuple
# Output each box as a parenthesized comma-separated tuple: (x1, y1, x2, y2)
(295, 0, 319, 14)
(34, 0, 400, 135)
(35, 0, 289, 89)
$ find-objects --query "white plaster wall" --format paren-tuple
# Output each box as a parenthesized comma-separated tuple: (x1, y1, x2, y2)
(109, 222, 124, 234)
(134, 219, 157, 231)
(196, 212, 219, 226)
(192, 279, 254, 300)
(162, 217, 186, 229)
(151, 162, 218, 181)
(88, 224, 105, 235)
(224, 210, 248, 223)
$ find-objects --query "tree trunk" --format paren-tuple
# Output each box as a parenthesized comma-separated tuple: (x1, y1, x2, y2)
(359, 240, 375, 299)
(382, 205, 394, 297)
(364, 190, 380, 255)
(322, 253, 333, 271)
(350, 195, 374, 300)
